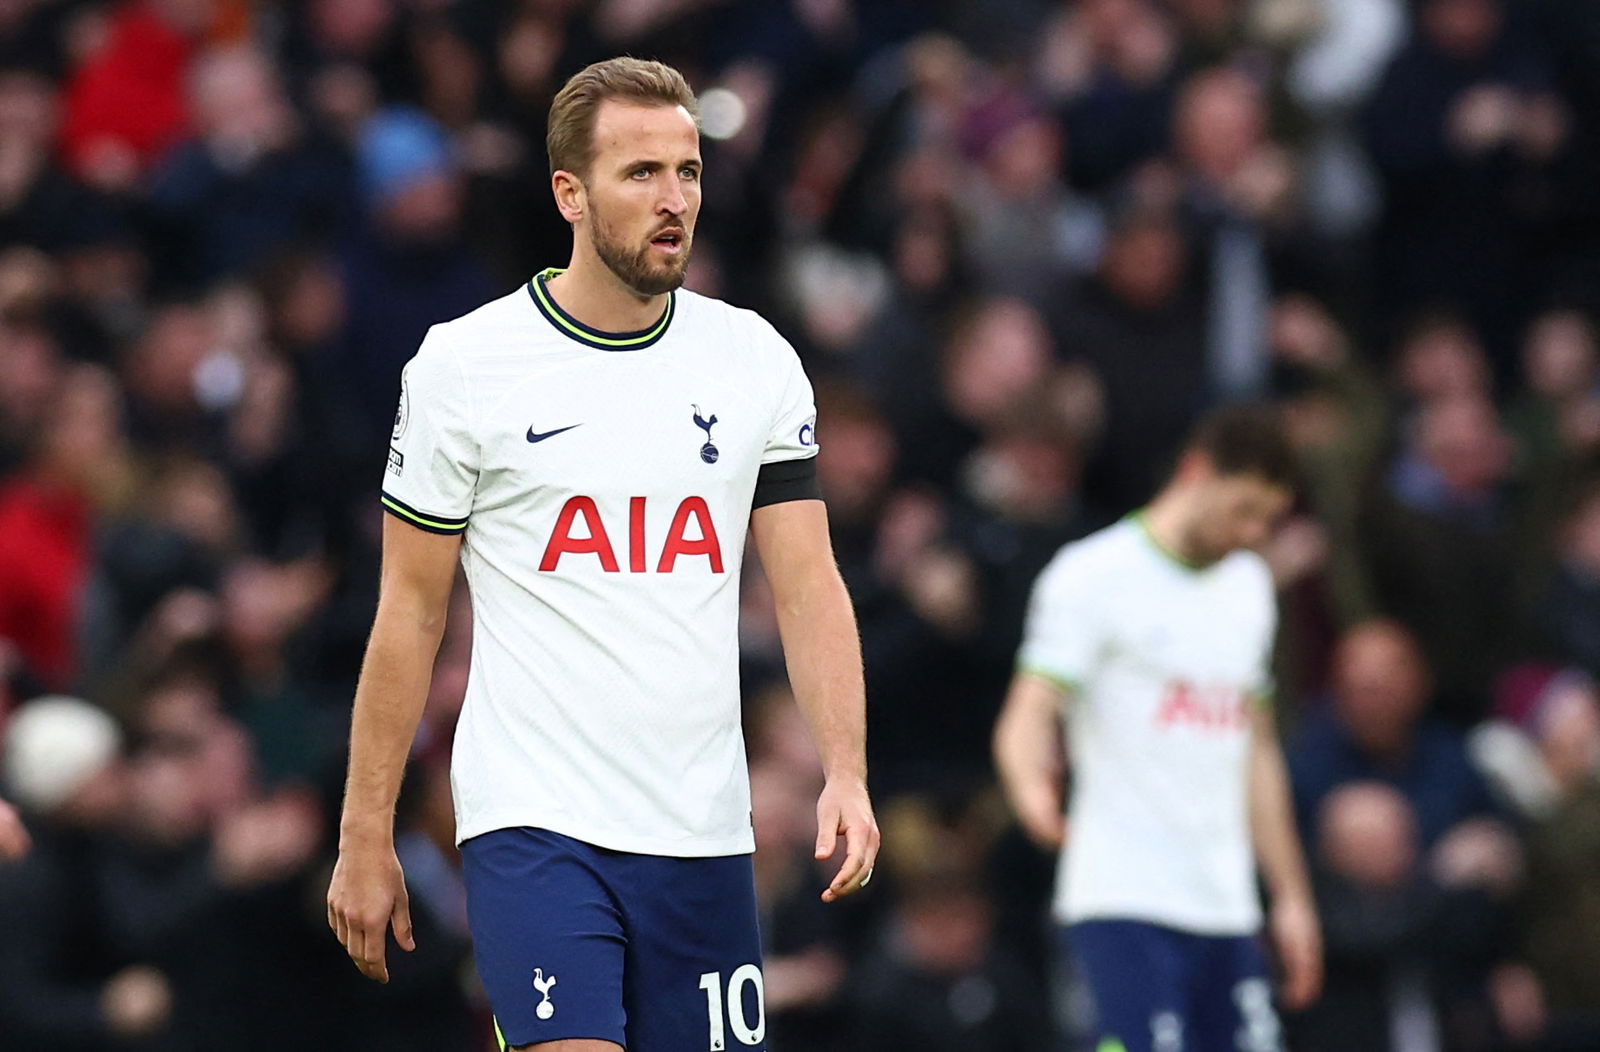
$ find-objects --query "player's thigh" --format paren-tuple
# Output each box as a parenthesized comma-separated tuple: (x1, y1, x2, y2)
(621, 852, 766, 1052)
(464, 828, 628, 1049)
(1061, 920, 1188, 1052)
(1190, 935, 1283, 1052)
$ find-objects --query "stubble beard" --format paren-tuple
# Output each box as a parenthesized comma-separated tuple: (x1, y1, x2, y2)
(589, 205, 692, 297)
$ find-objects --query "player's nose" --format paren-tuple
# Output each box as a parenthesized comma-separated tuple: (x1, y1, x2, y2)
(658, 179, 688, 216)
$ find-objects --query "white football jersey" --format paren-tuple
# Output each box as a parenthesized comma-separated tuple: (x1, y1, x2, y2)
(1018, 516, 1276, 935)
(383, 270, 818, 856)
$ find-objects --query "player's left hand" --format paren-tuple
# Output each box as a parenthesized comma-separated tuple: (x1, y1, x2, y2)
(1270, 893, 1323, 1011)
(814, 777, 879, 903)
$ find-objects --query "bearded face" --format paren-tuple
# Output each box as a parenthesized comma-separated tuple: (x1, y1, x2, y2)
(588, 193, 692, 297)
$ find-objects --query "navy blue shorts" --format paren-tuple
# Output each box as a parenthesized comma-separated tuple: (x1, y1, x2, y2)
(461, 827, 766, 1051)
(1061, 920, 1282, 1052)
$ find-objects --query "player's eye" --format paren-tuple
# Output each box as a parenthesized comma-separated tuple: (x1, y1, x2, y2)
(632, 168, 651, 179)
(680, 166, 700, 181)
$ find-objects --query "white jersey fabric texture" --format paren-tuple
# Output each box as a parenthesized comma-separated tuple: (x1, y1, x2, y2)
(382, 271, 818, 856)
(1018, 516, 1277, 935)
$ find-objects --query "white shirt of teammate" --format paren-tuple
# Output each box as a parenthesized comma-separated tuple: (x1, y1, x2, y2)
(382, 271, 818, 857)
(1018, 515, 1277, 935)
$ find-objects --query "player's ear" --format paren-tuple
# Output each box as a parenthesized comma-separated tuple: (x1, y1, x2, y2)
(552, 170, 586, 223)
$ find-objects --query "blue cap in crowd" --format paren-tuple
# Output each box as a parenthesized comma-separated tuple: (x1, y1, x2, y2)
(357, 106, 454, 205)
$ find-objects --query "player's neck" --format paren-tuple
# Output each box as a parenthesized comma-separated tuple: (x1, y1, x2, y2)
(546, 251, 669, 334)
(1140, 493, 1208, 569)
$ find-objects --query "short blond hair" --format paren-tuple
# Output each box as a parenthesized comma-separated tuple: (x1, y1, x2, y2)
(547, 57, 699, 179)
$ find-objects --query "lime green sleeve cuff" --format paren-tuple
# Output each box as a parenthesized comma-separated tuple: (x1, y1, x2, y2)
(380, 493, 469, 534)
(1017, 665, 1081, 695)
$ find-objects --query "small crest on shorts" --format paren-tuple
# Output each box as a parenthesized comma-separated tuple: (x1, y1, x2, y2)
(532, 967, 558, 1020)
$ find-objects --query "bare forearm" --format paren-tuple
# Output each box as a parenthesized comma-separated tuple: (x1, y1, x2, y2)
(992, 674, 1068, 848)
(1250, 736, 1313, 902)
(340, 610, 446, 842)
(774, 566, 866, 784)
(995, 702, 1059, 805)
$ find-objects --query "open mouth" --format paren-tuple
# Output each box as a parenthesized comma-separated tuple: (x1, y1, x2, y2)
(650, 229, 686, 253)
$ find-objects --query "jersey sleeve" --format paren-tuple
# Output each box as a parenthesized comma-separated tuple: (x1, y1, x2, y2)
(1016, 549, 1106, 691)
(379, 329, 478, 534)
(761, 331, 819, 466)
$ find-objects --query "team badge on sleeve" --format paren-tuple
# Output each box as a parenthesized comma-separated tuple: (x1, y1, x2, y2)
(393, 374, 411, 441)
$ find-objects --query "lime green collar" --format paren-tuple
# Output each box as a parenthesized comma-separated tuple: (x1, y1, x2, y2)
(527, 267, 674, 351)
(1130, 509, 1208, 572)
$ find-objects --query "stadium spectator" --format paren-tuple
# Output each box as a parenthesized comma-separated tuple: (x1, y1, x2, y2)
(57, 0, 210, 194)
(1508, 309, 1600, 474)
(1052, 203, 1206, 512)
(1535, 483, 1600, 681)
(0, 71, 118, 257)
(1514, 674, 1600, 1048)
(1363, 0, 1568, 357)
(1292, 781, 1525, 1052)
(146, 46, 349, 290)
(892, 295, 1053, 489)
(332, 105, 495, 449)
(1037, 0, 1180, 194)
(1392, 310, 1496, 412)
(1265, 294, 1389, 684)
(852, 797, 1049, 1052)
(960, 106, 1102, 303)
(0, 694, 170, 1050)
(1171, 65, 1292, 401)
(1290, 620, 1502, 846)
(0, 363, 129, 689)
(1365, 396, 1520, 720)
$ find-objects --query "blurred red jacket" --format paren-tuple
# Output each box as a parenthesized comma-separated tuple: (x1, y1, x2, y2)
(0, 477, 90, 691)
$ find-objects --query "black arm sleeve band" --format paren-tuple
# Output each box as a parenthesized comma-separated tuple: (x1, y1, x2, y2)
(752, 456, 821, 508)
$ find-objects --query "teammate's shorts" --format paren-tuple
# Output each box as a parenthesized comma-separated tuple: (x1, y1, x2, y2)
(461, 826, 766, 1051)
(1060, 920, 1283, 1052)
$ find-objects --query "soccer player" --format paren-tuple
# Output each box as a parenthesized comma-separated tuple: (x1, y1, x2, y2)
(993, 407, 1322, 1052)
(326, 58, 879, 1052)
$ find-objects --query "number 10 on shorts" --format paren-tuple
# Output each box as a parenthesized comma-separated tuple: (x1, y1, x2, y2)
(698, 965, 766, 1049)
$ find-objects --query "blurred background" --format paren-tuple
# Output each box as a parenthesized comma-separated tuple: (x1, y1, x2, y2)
(0, 0, 1598, 1049)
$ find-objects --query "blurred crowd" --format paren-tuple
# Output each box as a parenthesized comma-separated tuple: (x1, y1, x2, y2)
(1, 0, 1599, 1049)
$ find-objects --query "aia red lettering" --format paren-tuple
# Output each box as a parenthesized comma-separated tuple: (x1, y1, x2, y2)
(1155, 680, 1249, 731)
(540, 496, 724, 573)
(540, 496, 619, 572)
(657, 496, 723, 573)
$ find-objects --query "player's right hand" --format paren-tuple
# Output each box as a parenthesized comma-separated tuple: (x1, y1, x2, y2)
(1012, 783, 1066, 852)
(1269, 893, 1323, 1011)
(327, 837, 415, 983)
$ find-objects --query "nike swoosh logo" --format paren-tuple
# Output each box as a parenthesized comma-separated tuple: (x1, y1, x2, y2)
(526, 424, 581, 443)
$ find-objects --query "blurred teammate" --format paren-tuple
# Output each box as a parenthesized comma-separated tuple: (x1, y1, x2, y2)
(994, 407, 1321, 1052)
(326, 58, 877, 1052)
